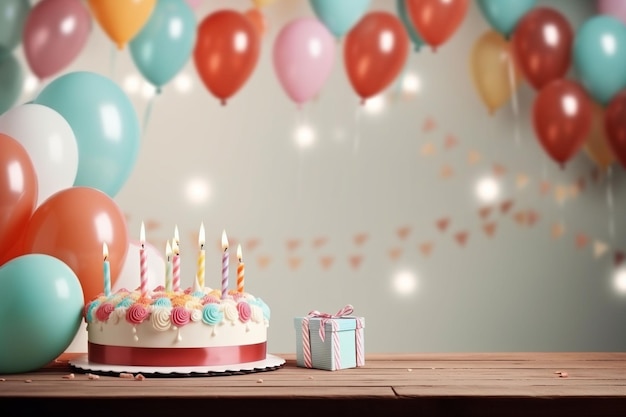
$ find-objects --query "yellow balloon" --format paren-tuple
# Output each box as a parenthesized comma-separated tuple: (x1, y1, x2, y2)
(469, 30, 522, 115)
(584, 102, 615, 170)
(252, 0, 276, 8)
(87, 0, 157, 49)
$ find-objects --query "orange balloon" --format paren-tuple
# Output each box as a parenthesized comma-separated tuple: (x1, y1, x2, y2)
(583, 102, 615, 170)
(470, 30, 522, 115)
(244, 8, 268, 37)
(0, 134, 37, 259)
(22, 187, 129, 304)
(344, 11, 409, 104)
(193, 10, 261, 105)
(252, 0, 276, 8)
(87, 0, 156, 49)
(406, 0, 469, 52)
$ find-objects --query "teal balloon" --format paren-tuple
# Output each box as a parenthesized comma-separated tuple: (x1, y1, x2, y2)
(396, 0, 424, 52)
(0, 254, 84, 374)
(34, 71, 140, 197)
(129, 0, 196, 92)
(0, 0, 31, 57)
(309, 0, 371, 39)
(477, 0, 536, 38)
(0, 52, 22, 114)
(573, 15, 626, 105)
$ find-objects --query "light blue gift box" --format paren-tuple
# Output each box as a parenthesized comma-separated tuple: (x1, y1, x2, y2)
(294, 315, 365, 371)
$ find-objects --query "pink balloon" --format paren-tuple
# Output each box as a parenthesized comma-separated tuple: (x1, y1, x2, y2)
(22, 0, 91, 81)
(273, 17, 335, 106)
(598, 0, 626, 24)
(185, 0, 203, 9)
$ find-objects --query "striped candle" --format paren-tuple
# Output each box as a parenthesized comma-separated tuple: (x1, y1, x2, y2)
(139, 222, 148, 297)
(237, 244, 244, 293)
(172, 239, 180, 291)
(197, 222, 205, 289)
(103, 242, 110, 297)
(221, 230, 229, 298)
(165, 240, 172, 292)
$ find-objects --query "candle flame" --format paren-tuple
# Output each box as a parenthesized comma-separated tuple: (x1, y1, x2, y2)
(174, 224, 180, 244)
(166, 240, 172, 259)
(237, 244, 243, 262)
(140, 221, 146, 247)
(103, 242, 109, 260)
(222, 229, 228, 251)
(199, 222, 205, 248)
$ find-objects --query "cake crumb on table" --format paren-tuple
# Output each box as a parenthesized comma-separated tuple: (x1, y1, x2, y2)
(554, 370, 569, 378)
(134, 374, 146, 381)
(256, 378, 263, 383)
(0, 378, 5, 382)
(24, 379, 32, 383)
(62, 374, 75, 380)
(119, 373, 134, 379)
(87, 373, 100, 380)
(307, 376, 314, 380)
(407, 368, 413, 372)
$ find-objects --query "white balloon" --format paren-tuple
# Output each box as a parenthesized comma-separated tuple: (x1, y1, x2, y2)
(114, 240, 165, 292)
(0, 103, 78, 207)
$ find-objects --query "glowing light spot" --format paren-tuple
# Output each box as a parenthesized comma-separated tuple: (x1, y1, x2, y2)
(60, 16, 76, 35)
(168, 18, 183, 39)
(7, 161, 24, 193)
(542, 24, 559, 47)
(174, 73, 192, 93)
(475, 176, 500, 203)
(308, 38, 322, 57)
(601, 33, 617, 56)
(294, 125, 315, 148)
(141, 81, 156, 99)
(123, 74, 141, 94)
(402, 72, 421, 94)
(613, 268, 626, 294)
(561, 94, 579, 116)
(379, 30, 394, 53)
(234, 31, 248, 52)
(99, 104, 122, 142)
(23, 74, 39, 94)
(393, 270, 418, 296)
(364, 95, 386, 115)
(185, 177, 210, 205)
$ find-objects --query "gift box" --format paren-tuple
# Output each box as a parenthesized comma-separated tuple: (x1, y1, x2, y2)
(294, 305, 365, 371)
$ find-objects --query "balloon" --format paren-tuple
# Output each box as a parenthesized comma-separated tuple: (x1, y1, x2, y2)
(470, 30, 522, 115)
(34, 71, 140, 198)
(245, 7, 268, 38)
(477, 0, 536, 39)
(583, 102, 614, 171)
(22, 186, 129, 305)
(406, 0, 469, 52)
(0, 254, 83, 373)
(396, 0, 425, 52)
(309, 0, 371, 39)
(598, 0, 626, 25)
(0, 0, 30, 56)
(532, 79, 593, 168)
(0, 103, 78, 207)
(193, 10, 261, 105)
(185, 0, 202, 9)
(273, 17, 335, 106)
(604, 89, 626, 169)
(0, 52, 22, 114)
(114, 240, 165, 293)
(0, 232, 26, 267)
(0, 133, 37, 258)
(129, 0, 196, 93)
(511, 7, 573, 91)
(22, 0, 91, 81)
(344, 11, 409, 103)
(573, 15, 626, 105)
(87, 0, 156, 49)
(252, 0, 276, 7)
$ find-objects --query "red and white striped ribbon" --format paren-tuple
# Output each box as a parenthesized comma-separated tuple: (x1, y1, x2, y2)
(301, 317, 312, 368)
(307, 304, 354, 342)
(331, 320, 341, 369)
(355, 317, 364, 367)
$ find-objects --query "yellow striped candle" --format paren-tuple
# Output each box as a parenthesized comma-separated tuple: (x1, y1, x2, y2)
(237, 244, 244, 293)
(197, 222, 205, 289)
(165, 240, 172, 292)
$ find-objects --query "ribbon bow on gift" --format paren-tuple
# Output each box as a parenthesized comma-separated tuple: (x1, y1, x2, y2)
(306, 304, 354, 342)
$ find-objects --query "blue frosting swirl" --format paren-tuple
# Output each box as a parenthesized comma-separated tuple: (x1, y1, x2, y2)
(86, 300, 101, 322)
(202, 304, 223, 326)
(116, 297, 134, 308)
(152, 297, 172, 307)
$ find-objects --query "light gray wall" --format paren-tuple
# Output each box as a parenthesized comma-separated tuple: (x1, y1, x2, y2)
(15, 0, 625, 353)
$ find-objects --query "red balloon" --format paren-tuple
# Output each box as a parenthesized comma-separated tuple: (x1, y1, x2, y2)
(22, 187, 129, 304)
(0, 134, 37, 258)
(23, 0, 92, 81)
(604, 89, 626, 169)
(406, 0, 469, 52)
(532, 79, 593, 168)
(193, 10, 261, 105)
(344, 11, 409, 103)
(511, 7, 573, 91)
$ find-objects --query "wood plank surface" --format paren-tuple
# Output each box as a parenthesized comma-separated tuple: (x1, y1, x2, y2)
(1, 352, 625, 417)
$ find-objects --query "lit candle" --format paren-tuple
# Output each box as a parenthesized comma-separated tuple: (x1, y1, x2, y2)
(103, 242, 110, 297)
(140, 221, 148, 297)
(165, 240, 172, 292)
(221, 230, 229, 298)
(172, 238, 180, 292)
(237, 244, 245, 293)
(197, 222, 205, 289)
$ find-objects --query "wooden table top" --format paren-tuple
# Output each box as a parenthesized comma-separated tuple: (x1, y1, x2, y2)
(1, 352, 626, 417)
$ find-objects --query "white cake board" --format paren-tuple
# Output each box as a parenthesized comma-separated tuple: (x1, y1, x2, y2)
(69, 354, 285, 377)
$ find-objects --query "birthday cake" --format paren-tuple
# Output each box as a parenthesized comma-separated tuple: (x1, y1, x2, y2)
(82, 227, 271, 368)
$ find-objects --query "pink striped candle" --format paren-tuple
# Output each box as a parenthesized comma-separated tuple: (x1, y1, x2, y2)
(221, 230, 229, 298)
(172, 239, 180, 291)
(139, 222, 148, 297)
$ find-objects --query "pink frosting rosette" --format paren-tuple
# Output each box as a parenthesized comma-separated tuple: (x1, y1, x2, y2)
(171, 306, 191, 327)
(202, 295, 220, 305)
(95, 302, 115, 322)
(237, 301, 251, 323)
(126, 303, 149, 324)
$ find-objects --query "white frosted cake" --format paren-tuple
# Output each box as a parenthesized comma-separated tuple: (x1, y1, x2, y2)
(83, 286, 270, 367)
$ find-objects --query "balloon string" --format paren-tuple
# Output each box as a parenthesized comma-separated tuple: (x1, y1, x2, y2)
(295, 105, 305, 201)
(506, 55, 521, 147)
(142, 93, 157, 135)
(353, 102, 362, 154)
(607, 166, 615, 240)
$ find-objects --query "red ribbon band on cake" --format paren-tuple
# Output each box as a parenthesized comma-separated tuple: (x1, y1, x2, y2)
(301, 304, 364, 369)
(88, 342, 267, 367)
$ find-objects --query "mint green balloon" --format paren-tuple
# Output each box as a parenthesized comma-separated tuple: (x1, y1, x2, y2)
(0, 52, 22, 114)
(0, 254, 84, 374)
(129, 0, 196, 93)
(34, 71, 140, 197)
(0, 0, 31, 57)
(477, 0, 536, 38)
(309, 0, 371, 39)
(574, 15, 626, 105)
